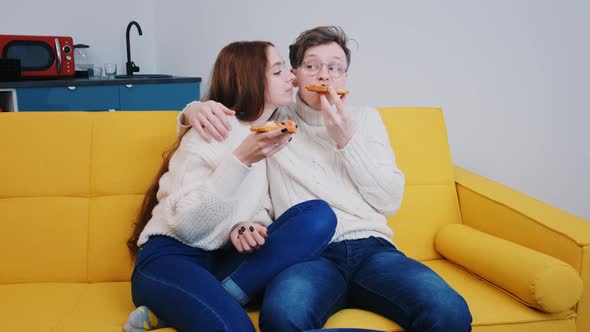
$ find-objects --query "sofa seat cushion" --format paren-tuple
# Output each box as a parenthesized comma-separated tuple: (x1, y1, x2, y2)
(323, 260, 575, 331)
(0, 283, 88, 332)
(1, 260, 576, 332)
(53, 282, 136, 332)
(1, 282, 141, 332)
(0, 281, 258, 332)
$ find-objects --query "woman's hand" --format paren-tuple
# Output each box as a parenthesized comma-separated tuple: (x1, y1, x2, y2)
(233, 128, 293, 167)
(319, 87, 356, 149)
(230, 222, 268, 253)
(182, 101, 235, 142)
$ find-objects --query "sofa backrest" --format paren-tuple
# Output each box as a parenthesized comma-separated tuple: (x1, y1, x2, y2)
(378, 107, 462, 260)
(0, 112, 178, 284)
(0, 108, 461, 284)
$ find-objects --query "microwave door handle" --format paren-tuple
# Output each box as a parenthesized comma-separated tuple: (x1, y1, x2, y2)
(54, 38, 62, 74)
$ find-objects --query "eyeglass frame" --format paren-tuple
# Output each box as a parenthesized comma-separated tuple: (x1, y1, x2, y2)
(298, 59, 348, 79)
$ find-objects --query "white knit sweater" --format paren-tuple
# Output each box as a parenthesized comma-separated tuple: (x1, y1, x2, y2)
(268, 96, 405, 243)
(138, 116, 273, 250)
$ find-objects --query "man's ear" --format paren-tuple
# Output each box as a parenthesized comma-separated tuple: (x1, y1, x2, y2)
(291, 69, 299, 87)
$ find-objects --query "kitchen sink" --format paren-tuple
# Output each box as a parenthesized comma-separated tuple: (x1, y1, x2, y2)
(115, 74, 173, 79)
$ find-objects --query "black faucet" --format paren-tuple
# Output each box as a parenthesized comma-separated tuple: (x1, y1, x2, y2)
(125, 21, 142, 76)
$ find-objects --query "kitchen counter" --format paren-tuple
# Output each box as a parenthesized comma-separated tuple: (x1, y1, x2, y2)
(0, 76, 201, 88)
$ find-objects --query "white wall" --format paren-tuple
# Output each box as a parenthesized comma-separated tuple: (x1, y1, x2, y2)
(154, 0, 589, 220)
(0, 0, 158, 75)
(2, 0, 588, 220)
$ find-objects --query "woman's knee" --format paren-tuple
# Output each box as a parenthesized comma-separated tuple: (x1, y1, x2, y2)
(301, 199, 337, 238)
(271, 199, 336, 250)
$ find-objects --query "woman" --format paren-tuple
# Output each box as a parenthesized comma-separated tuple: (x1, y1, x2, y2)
(124, 41, 337, 332)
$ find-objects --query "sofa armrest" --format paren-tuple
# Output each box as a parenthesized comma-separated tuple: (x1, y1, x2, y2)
(454, 166, 590, 331)
(454, 166, 590, 266)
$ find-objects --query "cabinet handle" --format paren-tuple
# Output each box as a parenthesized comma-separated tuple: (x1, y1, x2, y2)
(125, 84, 133, 88)
(67, 86, 76, 91)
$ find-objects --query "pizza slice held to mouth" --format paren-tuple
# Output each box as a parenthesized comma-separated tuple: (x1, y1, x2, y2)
(305, 84, 349, 95)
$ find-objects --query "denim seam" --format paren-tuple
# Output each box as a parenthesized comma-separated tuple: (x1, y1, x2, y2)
(309, 225, 336, 258)
(315, 238, 334, 258)
(135, 269, 232, 331)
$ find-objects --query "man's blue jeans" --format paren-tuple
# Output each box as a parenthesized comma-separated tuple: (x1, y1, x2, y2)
(260, 236, 472, 332)
(131, 199, 336, 332)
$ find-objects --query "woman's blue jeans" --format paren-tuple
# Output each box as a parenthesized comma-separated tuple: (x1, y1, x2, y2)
(130, 199, 336, 332)
(260, 237, 472, 332)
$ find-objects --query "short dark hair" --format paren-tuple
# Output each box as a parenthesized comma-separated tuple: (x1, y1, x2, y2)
(289, 26, 351, 70)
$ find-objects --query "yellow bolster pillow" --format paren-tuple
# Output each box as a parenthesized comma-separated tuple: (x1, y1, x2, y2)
(435, 224, 583, 313)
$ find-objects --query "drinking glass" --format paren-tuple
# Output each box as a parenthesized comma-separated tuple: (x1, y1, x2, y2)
(104, 63, 117, 79)
(89, 66, 103, 79)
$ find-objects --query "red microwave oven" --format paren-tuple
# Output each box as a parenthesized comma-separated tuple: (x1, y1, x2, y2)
(0, 35, 75, 78)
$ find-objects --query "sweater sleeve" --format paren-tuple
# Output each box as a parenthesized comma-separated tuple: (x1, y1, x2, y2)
(176, 102, 196, 137)
(160, 131, 251, 248)
(336, 107, 405, 216)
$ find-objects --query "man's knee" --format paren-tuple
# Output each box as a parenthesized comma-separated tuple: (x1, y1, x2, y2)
(441, 294, 471, 330)
(259, 305, 314, 332)
(420, 293, 472, 332)
(259, 274, 326, 332)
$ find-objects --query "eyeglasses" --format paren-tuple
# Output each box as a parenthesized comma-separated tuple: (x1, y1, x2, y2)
(300, 60, 347, 78)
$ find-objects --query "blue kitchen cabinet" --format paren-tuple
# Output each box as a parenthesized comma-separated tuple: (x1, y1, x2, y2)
(119, 82, 198, 110)
(16, 86, 119, 111)
(2, 77, 201, 112)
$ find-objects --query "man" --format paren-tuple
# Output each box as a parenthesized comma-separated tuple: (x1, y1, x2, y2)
(181, 26, 472, 332)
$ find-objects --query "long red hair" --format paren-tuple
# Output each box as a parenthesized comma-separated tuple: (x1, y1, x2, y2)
(127, 41, 274, 259)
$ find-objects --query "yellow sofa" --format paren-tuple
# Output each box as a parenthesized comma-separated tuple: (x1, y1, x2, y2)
(1, 109, 588, 332)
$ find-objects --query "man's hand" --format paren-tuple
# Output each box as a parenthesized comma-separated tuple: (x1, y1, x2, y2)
(230, 222, 268, 253)
(319, 87, 356, 149)
(182, 101, 235, 142)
